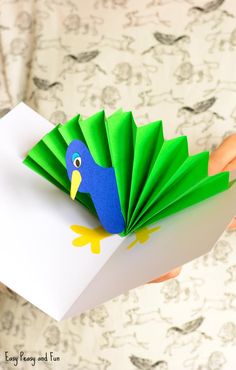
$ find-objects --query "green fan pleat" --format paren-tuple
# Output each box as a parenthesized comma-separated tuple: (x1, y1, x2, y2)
(23, 120, 96, 214)
(128, 136, 189, 229)
(137, 171, 229, 231)
(79, 110, 111, 167)
(58, 114, 84, 144)
(127, 151, 210, 232)
(105, 111, 136, 222)
(127, 119, 163, 223)
(23, 109, 230, 235)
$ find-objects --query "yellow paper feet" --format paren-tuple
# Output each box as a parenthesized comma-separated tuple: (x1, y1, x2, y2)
(127, 226, 161, 250)
(70, 225, 161, 254)
(70, 225, 110, 254)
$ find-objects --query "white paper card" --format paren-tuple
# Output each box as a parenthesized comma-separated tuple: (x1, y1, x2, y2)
(0, 103, 236, 321)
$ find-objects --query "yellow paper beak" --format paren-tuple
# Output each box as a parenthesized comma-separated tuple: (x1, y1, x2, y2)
(70, 170, 82, 200)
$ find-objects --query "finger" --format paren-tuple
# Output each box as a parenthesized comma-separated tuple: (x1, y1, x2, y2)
(228, 217, 236, 230)
(223, 156, 236, 172)
(148, 267, 182, 284)
(208, 135, 236, 175)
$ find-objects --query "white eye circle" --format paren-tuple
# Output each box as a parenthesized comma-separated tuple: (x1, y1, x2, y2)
(73, 156, 81, 168)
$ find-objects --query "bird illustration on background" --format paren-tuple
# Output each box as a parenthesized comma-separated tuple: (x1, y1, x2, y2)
(142, 31, 189, 55)
(129, 355, 168, 370)
(190, 0, 225, 14)
(65, 139, 125, 234)
(153, 32, 189, 46)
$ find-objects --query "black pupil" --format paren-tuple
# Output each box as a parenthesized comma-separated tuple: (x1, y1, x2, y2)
(75, 158, 80, 167)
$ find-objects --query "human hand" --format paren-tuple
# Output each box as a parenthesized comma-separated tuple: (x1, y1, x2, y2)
(150, 134, 236, 284)
(208, 134, 236, 229)
(148, 267, 182, 283)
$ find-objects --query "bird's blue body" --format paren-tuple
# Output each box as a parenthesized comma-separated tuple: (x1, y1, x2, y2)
(66, 140, 125, 234)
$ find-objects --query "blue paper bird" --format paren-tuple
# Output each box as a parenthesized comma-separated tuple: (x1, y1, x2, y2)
(66, 140, 125, 234)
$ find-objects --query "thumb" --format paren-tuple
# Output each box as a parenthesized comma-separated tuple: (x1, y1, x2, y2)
(208, 134, 236, 175)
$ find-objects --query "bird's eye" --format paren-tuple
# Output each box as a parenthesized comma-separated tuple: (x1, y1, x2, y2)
(72, 153, 82, 168)
(73, 157, 81, 168)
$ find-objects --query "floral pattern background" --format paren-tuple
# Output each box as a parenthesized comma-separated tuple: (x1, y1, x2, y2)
(1, 0, 236, 369)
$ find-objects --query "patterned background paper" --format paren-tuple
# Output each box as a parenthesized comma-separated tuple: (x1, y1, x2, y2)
(1, 0, 236, 369)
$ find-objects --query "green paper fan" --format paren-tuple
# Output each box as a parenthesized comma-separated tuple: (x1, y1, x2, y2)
(23, 109, 230, 236)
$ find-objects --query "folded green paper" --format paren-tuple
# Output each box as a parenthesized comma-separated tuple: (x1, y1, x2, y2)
(23, 109, 230, 236)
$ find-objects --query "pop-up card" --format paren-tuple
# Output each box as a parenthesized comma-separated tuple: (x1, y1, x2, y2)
(0, 102, 236, 320)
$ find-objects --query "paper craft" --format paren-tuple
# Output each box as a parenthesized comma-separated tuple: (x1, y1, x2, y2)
(0, 102, 236, 321)
(23, 109, 229, 238)
(66, 140, 125, 234)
